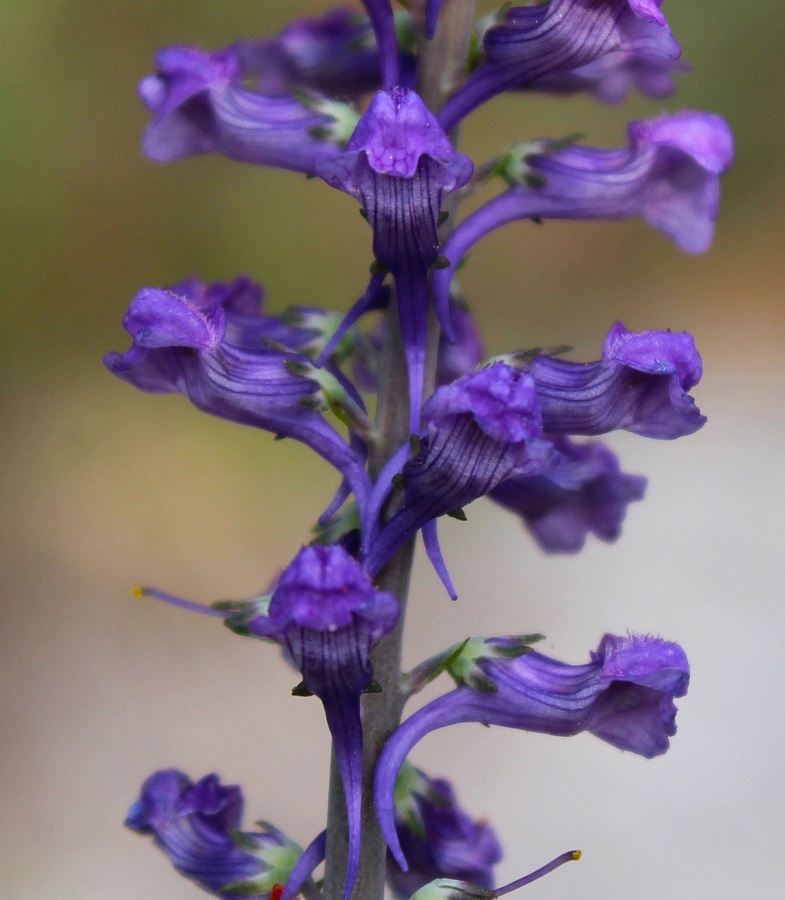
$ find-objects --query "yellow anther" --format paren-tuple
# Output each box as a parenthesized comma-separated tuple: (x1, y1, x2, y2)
(131, 586, 145, 598)
(571, 850, 582, 861)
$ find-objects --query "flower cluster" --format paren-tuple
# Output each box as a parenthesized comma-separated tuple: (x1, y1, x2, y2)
(113, 3, 730, 899)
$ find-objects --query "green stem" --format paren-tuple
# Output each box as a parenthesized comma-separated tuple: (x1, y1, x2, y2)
(321, 4, 476, 898)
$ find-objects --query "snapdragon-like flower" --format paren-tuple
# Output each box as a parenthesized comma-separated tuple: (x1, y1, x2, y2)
(489, 436, 647, 552)
(237, 7, 389, 99)
(125, 769, 307, 898)
(364, 363, 553, 595)
(104, 277, 371, 514)
(528, 321, 705, 439)
(376, 633, 689, 870)
(317, 87, 472, 430)
(439, 0, 680, 129)
(433, 111, 733, 325)
(387, 764, 502, 898)
(139, 44, 352, 174)
(534, 44, 688, 103)
(240, 545, 400, 900)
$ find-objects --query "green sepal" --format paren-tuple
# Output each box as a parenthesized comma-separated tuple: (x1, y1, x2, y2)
(280, 307, 361, 364)
(445, 508, 467, 521)
(482, 346, 573, 370)
(292, 681, 313, 697)
(409, 878, 495, 900)
(392, 762, 428, 839)
(229, 829, 260, 853)
(363, 679, 383, 694)
(292, 92, 359, 147)
(311, 501, 361, 546)
(432, 254, 451, 270)
(445, 634, 545, 691)
(221, 594, 274, 640)
(403, 638, 470, 697)
(288, 359, 372, 435)
(493, 133, 584, 188)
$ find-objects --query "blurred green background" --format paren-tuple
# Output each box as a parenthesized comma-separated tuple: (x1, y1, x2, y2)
(2, 2, 783, 898)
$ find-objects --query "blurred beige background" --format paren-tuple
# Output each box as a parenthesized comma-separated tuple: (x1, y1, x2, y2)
(1, 2, 783, 898)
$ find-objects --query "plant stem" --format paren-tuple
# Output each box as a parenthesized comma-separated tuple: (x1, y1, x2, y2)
(321, 4, 475, 897)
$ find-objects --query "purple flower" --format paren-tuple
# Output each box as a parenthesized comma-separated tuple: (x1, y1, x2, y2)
(489, 436, 647, 552)
(236, 8, 390, 98)
(533, 46, 688, 103)
(375, 633, 690, 870)
(317, 88, 472, 430)
(433, 112, 733, 327)
(241, 545, 400, 900)
(387, 764, 502, 898)
(139, 45, 349, 174)
(104, 277, 371, 513)
(527, 321, 705, 439)
(439, 0, 680, 129)
(125, 769, 304, 898)
(364, 364, 554, 596)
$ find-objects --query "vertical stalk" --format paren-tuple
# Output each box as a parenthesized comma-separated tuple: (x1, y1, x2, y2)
(322, 4, 475, 898)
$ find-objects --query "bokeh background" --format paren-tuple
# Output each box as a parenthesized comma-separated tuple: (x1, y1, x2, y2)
(2, 2, 783, 897)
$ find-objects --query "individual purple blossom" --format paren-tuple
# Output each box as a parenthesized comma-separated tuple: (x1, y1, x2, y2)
(387, 764, 502, 898)
(533, 47, 688, 103)
(103, 277, 371, 515)
(527, 321, 705, 439)
(375, 633, 690, 870)
(433, 112, 734, 327)
(489, 436, 647, 552)
(139, 44, 350, 174)
(125, 769, 306, 898)
(317, 87, 472, 430)
(240, 544, 400, 900)
(235, 8, 390, 99)
(438, 0, 680, 130)
(364, 364, 554, 596)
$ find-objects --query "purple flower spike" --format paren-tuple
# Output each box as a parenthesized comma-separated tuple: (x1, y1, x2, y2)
(126, 769, 304, 898)
(317, 88, 472, 430)
(433, 112, 733, 323)
(527, 322, 705, 439)
(489, 436, 647, 552)
(139, 45, 345, 174)
(387, 764, 502, 898)
(247, 545, 400, 900)
(375, 633, 689, 870)
(104, 278, 371, 513)
(439, 0, 680, 130)
(364, 364, 553, 592)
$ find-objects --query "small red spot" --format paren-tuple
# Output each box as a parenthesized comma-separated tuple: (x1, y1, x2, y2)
(271, 885, 284, 900)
